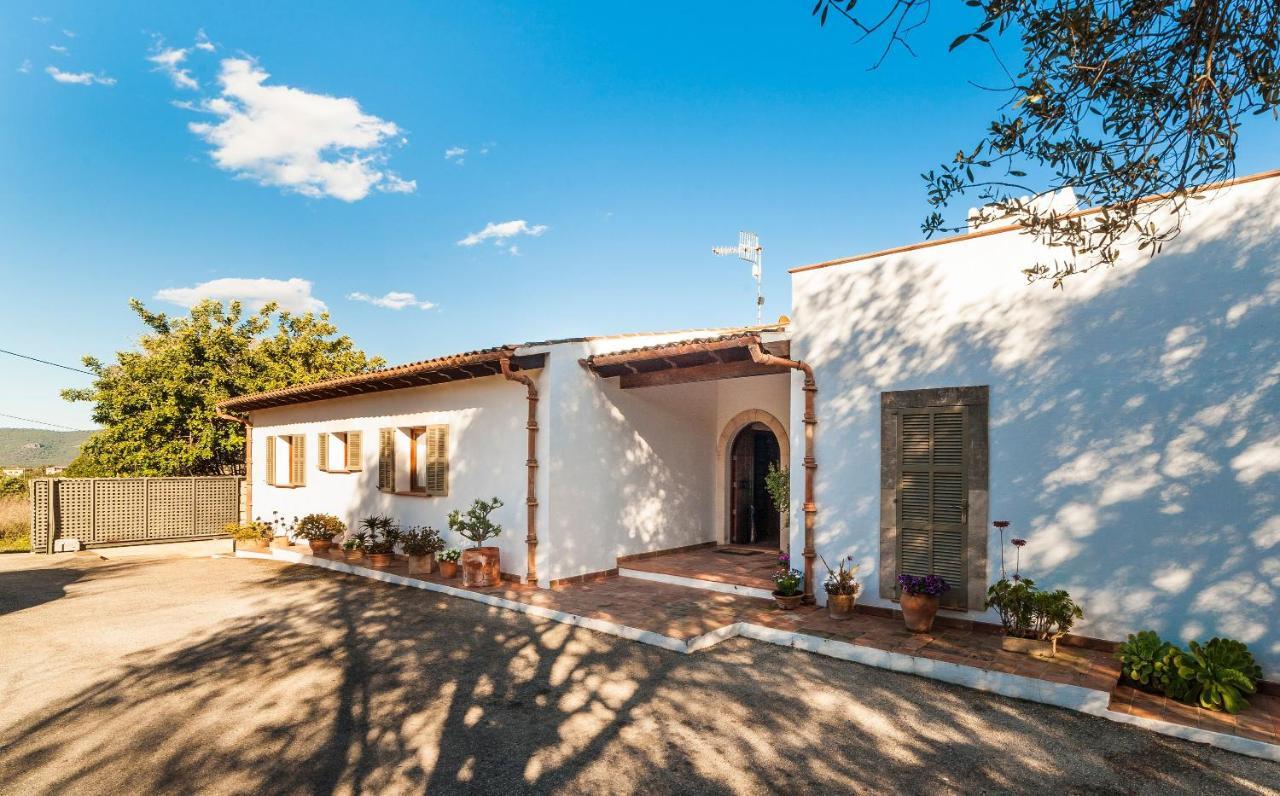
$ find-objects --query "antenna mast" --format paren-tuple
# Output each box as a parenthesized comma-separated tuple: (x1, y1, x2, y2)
(711, 230, 764, 325)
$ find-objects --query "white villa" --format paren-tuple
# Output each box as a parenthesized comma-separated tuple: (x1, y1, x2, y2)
(221, 170, 1280, 677)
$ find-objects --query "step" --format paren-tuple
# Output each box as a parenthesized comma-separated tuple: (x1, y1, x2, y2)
(617, 566, 774, 600)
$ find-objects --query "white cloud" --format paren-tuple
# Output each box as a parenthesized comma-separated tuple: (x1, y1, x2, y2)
(444, 146, 467, 160)
(149, 45, 198, 90)
(18, 59, 32, 74)
(49, 44, 68, 55)
(194, 29, 215, 52)
(32, 16, 51, 23)
(45, 66, 115, 86)
(457, 219, 548, 248)
(187, 58, 413, 202)
(62, 29, 75, 38)
(154, 277, 327, 313)
(346, 290, 435, 311)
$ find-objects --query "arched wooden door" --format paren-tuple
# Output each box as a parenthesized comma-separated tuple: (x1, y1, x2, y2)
(729, 423, 782, 546)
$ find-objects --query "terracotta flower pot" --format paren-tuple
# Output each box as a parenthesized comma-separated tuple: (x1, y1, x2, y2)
(900, 592, 940, 633)
(343, 547, 364, 562)
(773, 592, 804, 610)
(271, 536, 293, 549)
(308, 539, 333, 555)
(368, 552, 395, 568)
(240, 538, 270, 552)
(826, 592, 857, 620)
(407, 553, 437, 575)
(439, 560, 459, 579)
(462, 547, 501, 587)
(1001, 635, 1057, 658)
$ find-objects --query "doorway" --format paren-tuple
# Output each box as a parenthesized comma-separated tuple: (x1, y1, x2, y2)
(729, 422, 782, 547)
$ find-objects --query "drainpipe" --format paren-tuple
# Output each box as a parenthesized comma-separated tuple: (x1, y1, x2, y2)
(747, 342, 818, 603)
(216, 409, 253, 524)
(499, 356, 540, 585)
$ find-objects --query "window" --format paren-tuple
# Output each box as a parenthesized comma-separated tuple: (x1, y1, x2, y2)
(265, 434, 306, 487)
(409, 425, 449, 496)
(879, 387, 988, 610)
(318, 431, 363, 472)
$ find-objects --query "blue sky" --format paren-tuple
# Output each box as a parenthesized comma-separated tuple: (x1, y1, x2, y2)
(3, 2, 1278, 430)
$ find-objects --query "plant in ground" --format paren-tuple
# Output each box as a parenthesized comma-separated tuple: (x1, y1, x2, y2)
(764, 463, 790, 516)
(224, 520, 272, 542)
(295, 513, 346, 541)
(897, 573, 950, 597)
(358, 514, 400, 554)
(1117, 630, 1176, 690)
(400, 526, 444, 557)
(438, 548, 461, 563)
(820, 555, 860, 596)
(772, 568, 803, 597)
(447, 497, 504, 547)
(1171, 638, 1263, 714)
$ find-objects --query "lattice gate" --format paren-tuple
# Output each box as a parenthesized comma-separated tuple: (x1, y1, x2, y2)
(28, 477, 242, 552)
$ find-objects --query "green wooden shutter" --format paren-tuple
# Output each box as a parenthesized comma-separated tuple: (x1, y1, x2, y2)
(378, 428, 395, 491)
(265, 436, 276, 486)
(317, 433, 329, 472)
(897, 407, 967, 606)
(345, 431, 363, 471)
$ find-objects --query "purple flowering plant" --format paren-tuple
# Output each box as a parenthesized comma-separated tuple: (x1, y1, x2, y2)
(896, 573, 950, 598)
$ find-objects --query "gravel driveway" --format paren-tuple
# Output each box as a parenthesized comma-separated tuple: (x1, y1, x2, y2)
(0, 551, 1276, 795)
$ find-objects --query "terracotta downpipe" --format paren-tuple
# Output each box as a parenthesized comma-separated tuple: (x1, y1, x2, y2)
(747, 342, 818, 603)
(500, 356, 540, 585)
(216, 409, 253, 524)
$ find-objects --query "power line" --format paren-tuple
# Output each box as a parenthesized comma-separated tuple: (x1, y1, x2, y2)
(0, 348, 94, 376)
(0, 412, 89, 432)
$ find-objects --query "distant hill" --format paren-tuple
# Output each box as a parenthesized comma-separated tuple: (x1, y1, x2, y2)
(0, 428, 94, 468)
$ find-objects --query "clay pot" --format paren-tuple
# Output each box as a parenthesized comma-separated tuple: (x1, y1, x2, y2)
(826, 592, 857, 620)
(308, 539, 333, 555)
(439, 560, 459, 579)
(342, 547, 364, 562)
(773, 592, 804, 611)
(271, 536, 293, 549)
(1001, 635, 1057, 658)
(240, 538, 270, 552)
(368, 552, 395, 568)
(900, 592, 940, 633)
(407, 553, 437, 575)
(462, 547, 501, 587)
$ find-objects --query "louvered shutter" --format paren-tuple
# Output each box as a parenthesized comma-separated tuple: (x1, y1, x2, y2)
(345, 431, 363, 471)
(317, 433, 329, 472)
(425, 425, 448, 495)
(290, 435, 306, 486)
(378, 428, 395, 491)
(897, 408, 967, 606)
(265, 436, 276, 486)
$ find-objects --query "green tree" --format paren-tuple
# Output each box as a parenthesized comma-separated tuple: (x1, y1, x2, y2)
(813, 1, 1280, 285)
(62, 299, 383, 477)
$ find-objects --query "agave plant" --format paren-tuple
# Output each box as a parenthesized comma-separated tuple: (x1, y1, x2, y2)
(1172, 637, 1263, 714)
(1116, 630, 1175, 690)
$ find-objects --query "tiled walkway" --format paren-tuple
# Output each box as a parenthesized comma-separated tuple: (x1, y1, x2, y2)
(618, 544, 779, 591)
(247, 544, 1278, 760)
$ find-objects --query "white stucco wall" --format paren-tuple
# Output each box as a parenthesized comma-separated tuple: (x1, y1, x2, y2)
(790, 175, 1280, 676)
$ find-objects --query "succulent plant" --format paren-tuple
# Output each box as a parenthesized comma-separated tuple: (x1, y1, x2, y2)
(1117, 630, 1175, 689)
(1172, 637, 1263, 714)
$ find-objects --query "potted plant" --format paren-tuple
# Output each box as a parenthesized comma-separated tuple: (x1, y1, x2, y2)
(295, 513, 346, 554)
(448, 497, 504, 587)
(400, 525, 444, 575)
(764, 462, 790, 529)
(226, 520, 272, 551)
(896, 573, 950, 633)
(438, 548, 462, 579)
(341, 533, 367, 562)
(821, 554, 860, 619)
(267, 511, 299, 548)
(359, 514, 400, 568)
(985, 536, 1083, 657)
(771, 553, 804, 609)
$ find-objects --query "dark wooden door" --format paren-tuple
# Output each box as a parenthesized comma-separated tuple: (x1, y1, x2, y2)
(730, 429, 754, 544)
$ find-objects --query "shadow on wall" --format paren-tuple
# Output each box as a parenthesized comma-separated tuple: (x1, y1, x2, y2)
(797, 180, 1280, 673)
(3, 564, 1274, 792)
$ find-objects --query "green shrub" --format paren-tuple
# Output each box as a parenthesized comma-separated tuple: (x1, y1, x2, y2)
(986, 578, 1083, 642)
(400, 525, 444, 556)
(1171, 638, 1263, 714)
(1117, 630, 1176, 689)
(224, 520, 272, 542)
(295, 513, 346, 541)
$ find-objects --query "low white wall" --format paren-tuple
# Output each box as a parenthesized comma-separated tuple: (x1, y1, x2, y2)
(791, 175, 1280, 676)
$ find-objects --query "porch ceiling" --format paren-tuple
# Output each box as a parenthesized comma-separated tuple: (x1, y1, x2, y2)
(580, 333, 791, 388)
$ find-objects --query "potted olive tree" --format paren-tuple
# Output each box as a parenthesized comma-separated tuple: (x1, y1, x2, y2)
(400, 525, 444, 575)
(821, 555, 860, 619)
(438, 548, 462, 579)
(448, 497, 504, 587)
(296, 513, 346, 554)
(359, 514, 400, 568)
(897, 574, 950, 633)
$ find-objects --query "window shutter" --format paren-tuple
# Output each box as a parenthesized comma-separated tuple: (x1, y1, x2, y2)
(290, 434, 306, 487)
(425, 424, 448, 495)
(897, 408, 967, 606)
(346, 431, 363, 471)
(265, 435, 276, 486)
(378, 428, 395, 491)
(317, 433, 329, 472)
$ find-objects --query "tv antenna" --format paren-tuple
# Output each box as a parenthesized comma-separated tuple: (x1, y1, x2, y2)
(712, 230, 763, 325)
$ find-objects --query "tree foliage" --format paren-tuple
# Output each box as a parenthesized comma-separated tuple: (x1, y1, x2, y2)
(814, 0, 1280, 285)
(63, 299, 383, 477)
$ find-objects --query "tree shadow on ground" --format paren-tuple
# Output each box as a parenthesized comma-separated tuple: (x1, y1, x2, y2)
(0, 562, 1275, 794)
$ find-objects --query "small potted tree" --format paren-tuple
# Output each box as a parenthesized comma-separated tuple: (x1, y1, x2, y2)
(438, 548, 462, 579)
(296, 513, 346, 555)
(896, 573, 950, 633)
(448, 497, 504, 587)
(359, 514, 400, 568)
(771, 553, 804, 610)
(226, 520, 272, 552)
(764, 463, 790, 530)
(821, 555, 860, 619)
(400, 525, 444, 575)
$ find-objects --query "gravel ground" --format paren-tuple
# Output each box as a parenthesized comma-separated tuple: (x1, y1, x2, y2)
(0, 551, 1276, 795)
